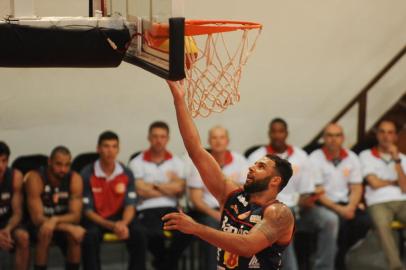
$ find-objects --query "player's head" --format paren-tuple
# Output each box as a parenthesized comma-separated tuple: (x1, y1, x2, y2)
(244, 154, 293, 194)
(148, 121, 170, 153)
(208, 125, 229, 153)
(268, 118, 288, 148)
(323, 123, 344, 151)
(97, 130, 119, 164)
(376, 120, 398, 149)
(49, 146, 71, 180)
(0, 141, 10, 179)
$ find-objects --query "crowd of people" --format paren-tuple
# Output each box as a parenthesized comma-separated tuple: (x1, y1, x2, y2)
(0, 117, 405, 270)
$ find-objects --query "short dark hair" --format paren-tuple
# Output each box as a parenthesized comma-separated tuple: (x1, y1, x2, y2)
(149, 121, 170, 134)
(0, 141, 10, 158)
(376, 119, 399, 133)
(269, 118, 288, 131)
(98, 130, 119, 146)
(265, 154, 293, 191)
(50, 145, 71, 160)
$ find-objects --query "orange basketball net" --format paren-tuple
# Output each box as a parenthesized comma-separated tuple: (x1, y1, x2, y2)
(184, 20, 262, 118)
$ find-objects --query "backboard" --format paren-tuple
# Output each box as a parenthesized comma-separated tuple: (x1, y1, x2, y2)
(90, 0, 185, 80)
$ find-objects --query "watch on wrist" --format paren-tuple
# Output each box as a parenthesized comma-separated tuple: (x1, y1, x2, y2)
(393, 158, 401, 164)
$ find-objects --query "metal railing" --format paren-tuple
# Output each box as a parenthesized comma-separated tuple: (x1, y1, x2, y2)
(306, 44, 406, 149)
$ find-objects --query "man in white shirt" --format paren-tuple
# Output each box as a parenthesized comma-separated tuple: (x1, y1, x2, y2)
(129, 121, 189, 270)
(359, 120, 406, 270)
(248, 118, 338, 270)
(310, 123, 370, 270)
(187, 125, 248, 270)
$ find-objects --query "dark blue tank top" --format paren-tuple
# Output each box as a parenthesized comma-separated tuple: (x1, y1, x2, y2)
(39, 167, 71, 217)
(0, 168, 13, 224)
(217, 189, 291, 270)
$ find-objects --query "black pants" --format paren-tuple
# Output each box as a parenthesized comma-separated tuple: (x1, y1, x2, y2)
(336, 207, 371, 270)
(81, 218, 147, 270)
(137, 207, 192, 270)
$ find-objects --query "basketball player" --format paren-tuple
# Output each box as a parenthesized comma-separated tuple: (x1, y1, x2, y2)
(25, 146, 84, 270)
(0, 142, 29, 270)
(163, 80, 295, 270)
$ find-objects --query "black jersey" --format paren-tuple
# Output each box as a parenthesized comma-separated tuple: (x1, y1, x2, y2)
(0, 168, 13, 225)
(38, 167, 72, 217)
(217, 189, 291, 270)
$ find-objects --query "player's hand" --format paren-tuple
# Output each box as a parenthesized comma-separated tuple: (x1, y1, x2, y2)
(68, 225, 86, 243)
(0, 229, 14, 251)
(166, 80, 185, 100)
(39, 217, 57, 242)
(113, 221, 129, 240)
(162, 210, 198, 235)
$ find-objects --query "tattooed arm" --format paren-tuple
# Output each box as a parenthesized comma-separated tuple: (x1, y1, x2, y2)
(163, 203, 294, 257)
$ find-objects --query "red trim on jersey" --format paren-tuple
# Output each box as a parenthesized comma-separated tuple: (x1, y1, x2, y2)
(223, 151, 233, 166)
(90, 173, 129, 218)
(371, 147, 381, 159)
(322, 147, 348, 161)
(142, 149, 173, 162)
(266, 145, 294, 157)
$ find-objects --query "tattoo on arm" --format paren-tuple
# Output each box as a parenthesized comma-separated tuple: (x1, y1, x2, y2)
(252, 204, 294, 245)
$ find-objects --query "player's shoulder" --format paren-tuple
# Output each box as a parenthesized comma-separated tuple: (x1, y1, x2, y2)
(291, 146, 308, 158)
(309, 148, 324, 160)
(230, 151, 247, 162)
(358, 148, 373, 160)
(263, 201, 294, 223)
(129, 151, 145, 165)
(346, 149, 360, 161)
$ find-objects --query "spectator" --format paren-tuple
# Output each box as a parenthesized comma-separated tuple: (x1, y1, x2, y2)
(187, 125, 248, 270)
(248, 118, 338, 270)
(129, 121, 189, 270)
(25, 146, 84, 270)
(81, 131, 146, 270)
(359, 120, 406, 270)
(310, 123, 370, 270)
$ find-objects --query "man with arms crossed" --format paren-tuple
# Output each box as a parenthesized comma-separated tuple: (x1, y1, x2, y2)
(26, 146, 84, 270)
(163, 81, 295, 270)
(0, 141, 29, 270)
(310, 123, 370, 270)
(359, 120, 406, 270)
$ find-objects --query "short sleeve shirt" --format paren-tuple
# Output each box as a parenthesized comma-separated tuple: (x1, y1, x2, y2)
(129, 149, 185, 211)
(81, 160, 137, 219)
(310, 148, 362, 203)
(359, 148, 406, 206)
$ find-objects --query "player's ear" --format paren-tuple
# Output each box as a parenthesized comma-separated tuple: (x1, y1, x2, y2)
(270, 175, 281, 188)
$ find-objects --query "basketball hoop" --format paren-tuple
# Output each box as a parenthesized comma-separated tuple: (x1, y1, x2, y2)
(184, 20, 262, 118)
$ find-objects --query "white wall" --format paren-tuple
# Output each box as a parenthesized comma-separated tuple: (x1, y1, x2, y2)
(1, 0, 406, 162)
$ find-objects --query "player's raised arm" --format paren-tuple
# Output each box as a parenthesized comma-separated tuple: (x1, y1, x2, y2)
(167, 80, 238, 206)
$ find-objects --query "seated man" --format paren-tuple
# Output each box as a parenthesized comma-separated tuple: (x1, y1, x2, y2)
(187, 125, 248, 270)
(129, 121, 189, 270)
(25, 146, 85, 270)
(81, 131, 146, 270)
(310, 123, 370, 270)
(248, 118, 338, 270)
(359, 120, 406, 270)
(0, 141, 29, 270)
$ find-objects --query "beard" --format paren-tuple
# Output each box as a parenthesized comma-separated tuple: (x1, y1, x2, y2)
(244, 176, 272, 194)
